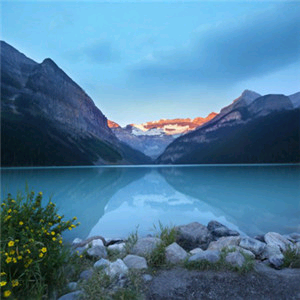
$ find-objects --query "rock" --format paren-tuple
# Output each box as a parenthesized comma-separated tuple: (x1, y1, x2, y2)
(208, 236, 241, 251)
(296, 242, 300, 254)
(227, 245, 255, 259)
(87, 246, 107, 259)
(261, 245, 282, 260)
(176, 222, 212, 251)
(131, 237, 162, 256)
(86, 239, 104, 248)
(207, 220, 239, 239)
(264, 232, 294, 252)
(165, 242, 188, 264)
(269, 255, 284, 269)
(287, 233, 300, 242)
(67, 282, 78, 291)
(72, 238, 83, 247)
(239, 237, 266, 256)
(189, 250, 220, 263)
(225, 251, 245, 267)
(79, 269, 93, 281)
(58, 291, 83, 300)
(123, 254, 148, 269)
(143, 274, 153, 282)
(94, 258, 110, 269)
(190, 248, 204, 255)
(108, 243, 126, 252)
(105, 259, 128, 278)
(254, 235, 265, 243)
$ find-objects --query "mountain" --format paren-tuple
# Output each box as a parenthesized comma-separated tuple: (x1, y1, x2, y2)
(130, 113, 217, 135)
(1, 41, 151, 166)
(289, 92, 300, 108)
(157, 92, 299, 164)
(107, 113, 217, 159)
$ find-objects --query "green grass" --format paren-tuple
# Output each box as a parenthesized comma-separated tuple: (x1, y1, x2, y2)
(282, 247, 300, 268)
(124, 227, 139, 254)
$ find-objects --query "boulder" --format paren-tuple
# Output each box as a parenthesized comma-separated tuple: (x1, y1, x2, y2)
(261, 245, 282, 260)
(79, 269, 93, 281)
(72, 238, 83, 247)
(67, 282, 78, 291)
(225, 251, 245, 268)
(131, 237, 162, 256)
(190, 248, 204, 255)
(87, 246, 107, 259)
(176, 222, 212, 251)
(143, 274, 153, 282)
(207, 220, 239, 239)
(208, 236, 241, 251)
(189, 250, 220, 263)
(269, 255, 284, 269)
(264, 232, 294, 252)
(105, 259, 128, 278)
(239, 237, 266, 256)
(165, 242, 188, 264)
(254, 235, 265, 243)
(123, 254, 148, 269)
(86, 239, 104, 248)
(296, 242, 300, 254)
(287, 233, 300, 242)
(227, 245, 255, 259)
(108, 243, 126, 252)
(58, 291, 83, 300)
(94, 258, 110, 269)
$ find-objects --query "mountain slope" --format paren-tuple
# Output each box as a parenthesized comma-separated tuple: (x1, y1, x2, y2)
(1, 41, 151, 166)
(157, 93, 299, 164)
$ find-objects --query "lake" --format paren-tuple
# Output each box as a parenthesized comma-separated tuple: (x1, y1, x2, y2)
(1, 164, 300, 242)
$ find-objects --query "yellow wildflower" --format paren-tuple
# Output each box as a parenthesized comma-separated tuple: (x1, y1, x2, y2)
(41, 247, 47, 253)
(26, 249, 31, 254)
(13, 210, 17, 213)
(12, 280, 19, 287)
(68, 227, 72, 231)
(4, 290, 11, 298)
(48, 222, 53, 226)
(13, 258, 17, 263)
(8, 241, 14, 247)
(38, 192, 43, 196)
(4, 216, 12, 221)
(80, 255, 83, 258)
(39, 253, 44, 258)
(52, 237, 56, 241)
(17, 256, 22, 260)
(0, 281, 7, 287)
(9, 250, 15, 255)
(51, 231, 55, 236)
(59, 240, 62, 244)
(5, 257, 12, 263)
(71, 224, 76, 228)
(7, 209, 12, 213)
(1, 272, 6, 276)
(73, 216, 77, 220)
(19, 221, 24, 226)
(1, 203, 6, 207)
(11, 199, 16, 203)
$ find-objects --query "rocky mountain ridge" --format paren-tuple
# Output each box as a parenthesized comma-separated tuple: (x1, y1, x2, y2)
(1, 41, 151, 166)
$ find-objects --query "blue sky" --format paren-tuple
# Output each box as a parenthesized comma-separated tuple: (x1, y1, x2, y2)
(2, 1, 300, 126)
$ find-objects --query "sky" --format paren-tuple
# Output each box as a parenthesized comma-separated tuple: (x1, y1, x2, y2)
(1, 1, 300, 126)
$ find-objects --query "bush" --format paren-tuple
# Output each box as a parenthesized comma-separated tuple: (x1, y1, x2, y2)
(0, 191, 80, 299)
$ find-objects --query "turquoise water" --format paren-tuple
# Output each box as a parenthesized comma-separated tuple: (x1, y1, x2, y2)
(1, 165, 300, 242)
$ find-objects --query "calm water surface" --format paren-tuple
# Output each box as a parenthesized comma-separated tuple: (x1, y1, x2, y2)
(1, 165, 300, 242)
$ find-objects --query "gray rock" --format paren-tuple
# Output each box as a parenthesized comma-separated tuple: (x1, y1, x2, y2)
(176, 222, 212, 251)
(143, 274, 153, 282)
(79, 269, 93, 281)
(261, 245, 282, 260)
(269, 254, 284, 269)
(72, 238, 83, 247)
(58, 291, 83, 300)
(94, 258, 110, 269)
(189, 250, 220, 263)
(296, 242, 300, 254)
(67, 282, 78, 291)
(225, 251, 245, 267)
(87, 245, 107, 259)
(108, 243, 126, 252)
(264, 232, 294, 252)
(190, 248, 204, 255)
(207, 220, 239, 239)
(239, 237, 266, 256)
(131, 237, 162, 256)
(86, 239, 104, 248)
(208, 236, 241, 251)
(123, 254, 148, 269)
(227, 245, 255, 259)
(105, 259, 128, 278)
(165, 242, 188, 264)
(254, 235, 265, 243)
(287, 233, 300, 242)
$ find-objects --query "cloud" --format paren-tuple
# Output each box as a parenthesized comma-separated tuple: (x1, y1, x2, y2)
(67, 40, 120, 64)
(130, 3, 300, 87)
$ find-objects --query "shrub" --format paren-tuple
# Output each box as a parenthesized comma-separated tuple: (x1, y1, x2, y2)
(0, 190, 80, 299)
